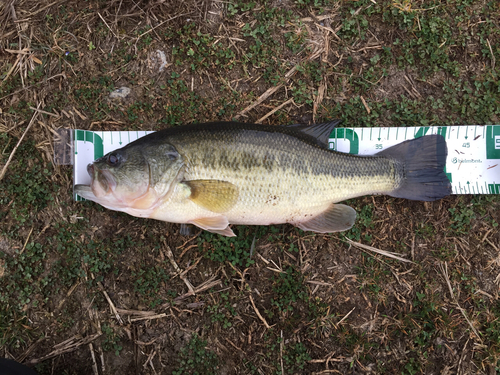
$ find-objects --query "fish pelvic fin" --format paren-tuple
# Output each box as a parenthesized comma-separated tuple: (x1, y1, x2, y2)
(378, 134, 451, 201)
(295, 204, 356, 233)
(189, 216, 236, 237)
(184, 180, 239, 213)
(179, 223, 196, 236)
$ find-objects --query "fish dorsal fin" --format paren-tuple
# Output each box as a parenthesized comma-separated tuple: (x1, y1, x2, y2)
(189, 216, 236, 237)
(184, 180, 239, 213)
(286, 120, 342, 147)
(295, 203, 356, 233)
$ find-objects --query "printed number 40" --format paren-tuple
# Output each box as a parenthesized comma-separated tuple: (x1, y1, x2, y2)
(375, 144, 383, 149)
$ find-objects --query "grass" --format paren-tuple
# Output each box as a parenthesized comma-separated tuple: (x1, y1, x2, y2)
(0, 0, 499, 373)
(172, 334, 219, 375)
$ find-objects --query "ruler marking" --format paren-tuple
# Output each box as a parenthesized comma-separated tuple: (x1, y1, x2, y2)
(405, 127, 408, 140)
(370, 128, 373, 141)
(361, 128, 363, 141)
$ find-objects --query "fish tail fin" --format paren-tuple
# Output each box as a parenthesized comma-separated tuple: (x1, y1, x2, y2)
(378, 134, 451, 201)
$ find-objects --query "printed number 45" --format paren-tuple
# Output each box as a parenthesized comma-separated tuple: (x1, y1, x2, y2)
(376, 144, 383, 149)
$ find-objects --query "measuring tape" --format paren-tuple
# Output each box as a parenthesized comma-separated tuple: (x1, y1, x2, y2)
(61, 125, 500, 199)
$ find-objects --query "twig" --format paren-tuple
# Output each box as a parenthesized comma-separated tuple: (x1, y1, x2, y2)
(439, 262, 455, 300)
(439, 262, 482, 342)
(280, 330, 285, 375)
(27, 333, 102, 364)
(256, 98, 294, 124)
(174, 276, 221, 301)
(0, 73, 66, 101)
(89, 343, 99, 375)
(130, 313, 169, 322)
(29, 106, 59, 118)
(235, 84, 284, 119)
(234, 63, 300, 119)
(97, 12, 118, 39)
(337, 307, 355, 326)
(249, 295, 272, 329)
(19, 227, 34, 255)
(164, 244, 196, 294)
(346, 238, 415, 264)
(27, 0, 61, 17)
(487, 39, 496, 70)
(97, 281, 124, 324)
(360, 95, 371, 114)
(116, 308, 159, 317)
(0, 105, 40, 181)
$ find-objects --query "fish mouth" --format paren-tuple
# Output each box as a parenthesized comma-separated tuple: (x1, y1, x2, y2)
(87, 163, 117, 198)
(74, 184, 94, 200)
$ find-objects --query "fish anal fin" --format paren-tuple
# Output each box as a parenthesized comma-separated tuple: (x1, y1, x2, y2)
(189, 216, 235, 237)
(295, 204, 356, 233)
(184, 180, 239, 213)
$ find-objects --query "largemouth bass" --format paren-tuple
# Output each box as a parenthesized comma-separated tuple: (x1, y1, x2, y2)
(74, 121, 451, 236)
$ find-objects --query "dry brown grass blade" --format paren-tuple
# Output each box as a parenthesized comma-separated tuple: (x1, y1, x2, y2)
(256, 98, 294, 124)
(249, 294, 273, 329)
(97, 281, 124, 325)
(0, 104, 39, 181)
(234, 62, 303, 119)
(313, 77, 327, 122)
(439, 262, 482, 342)
(26, 333, 102, 365)
(346, 238, 415, 264)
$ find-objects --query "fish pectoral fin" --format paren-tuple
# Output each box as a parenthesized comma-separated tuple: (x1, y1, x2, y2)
(189, 216, 236, 237)
(295, 204, 356, 233)
(184, 180, 239, 213)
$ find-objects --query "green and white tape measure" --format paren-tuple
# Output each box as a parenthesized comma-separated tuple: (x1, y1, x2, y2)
(62, 125, 500, 199)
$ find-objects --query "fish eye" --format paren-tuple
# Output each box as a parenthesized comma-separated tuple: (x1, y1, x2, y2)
(107, 153, 120, 166)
